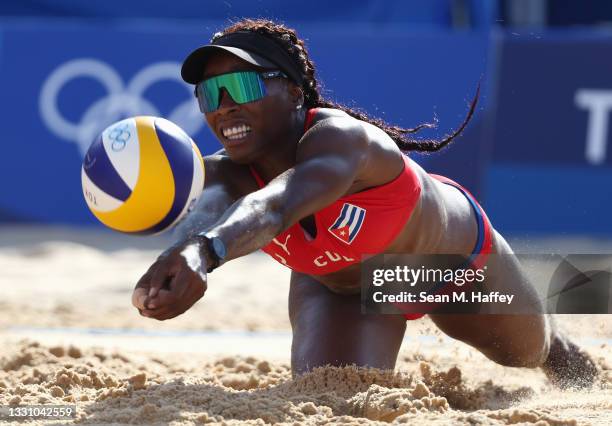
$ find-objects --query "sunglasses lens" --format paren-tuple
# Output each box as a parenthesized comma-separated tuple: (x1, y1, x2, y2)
(196, 71, 267, 113)
(196, 80, 220, 113)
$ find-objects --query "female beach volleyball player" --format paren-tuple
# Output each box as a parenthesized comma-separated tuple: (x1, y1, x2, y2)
(131, 19, 597, 388)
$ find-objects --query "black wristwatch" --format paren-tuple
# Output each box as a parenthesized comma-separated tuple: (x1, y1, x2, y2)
(197, 233, 227, 273)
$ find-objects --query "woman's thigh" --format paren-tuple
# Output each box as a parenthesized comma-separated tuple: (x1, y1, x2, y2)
(289, 271, 407, 376)
(429, 231, 550, 367)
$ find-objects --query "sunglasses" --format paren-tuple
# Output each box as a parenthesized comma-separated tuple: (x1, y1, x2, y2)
(195, 70, 287, 113)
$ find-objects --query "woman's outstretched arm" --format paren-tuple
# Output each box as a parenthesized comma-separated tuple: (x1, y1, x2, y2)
(134, 117, 370, 320)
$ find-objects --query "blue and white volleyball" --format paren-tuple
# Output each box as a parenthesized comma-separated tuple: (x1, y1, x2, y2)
(81, 116, 205, 234)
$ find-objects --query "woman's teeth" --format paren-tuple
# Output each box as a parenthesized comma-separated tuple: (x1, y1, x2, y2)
(222, 125, 252, 140)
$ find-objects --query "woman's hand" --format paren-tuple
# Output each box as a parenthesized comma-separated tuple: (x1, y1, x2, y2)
(131, 239, 208, 321)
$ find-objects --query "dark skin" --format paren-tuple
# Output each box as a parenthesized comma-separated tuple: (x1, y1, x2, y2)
(132, 51, 598, 387)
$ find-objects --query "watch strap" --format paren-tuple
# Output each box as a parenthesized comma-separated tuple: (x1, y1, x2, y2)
(198, 234, 220, 273)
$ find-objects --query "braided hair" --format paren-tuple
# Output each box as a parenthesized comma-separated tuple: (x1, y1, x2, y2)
(212, 19, 478, 153)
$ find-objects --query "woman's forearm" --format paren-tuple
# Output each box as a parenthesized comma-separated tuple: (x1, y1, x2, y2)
(196, 185, 286, 262)
(172, 185, 236, 243)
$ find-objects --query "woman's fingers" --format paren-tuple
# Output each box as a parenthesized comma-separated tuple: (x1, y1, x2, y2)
(146, 288, 175, 310)
(135, 267, 154, 290)
(148, 262, 173, 299)
(142, 289, 182, 319)
(141, 273, 206, 320)
(135, 240, 208, 321)
(132, 287, 149, 310)
(169, 267, 193, 299)
(133, 267, 156, 309)
(149, 270, 188, 309)
(140, 300, 174, 320)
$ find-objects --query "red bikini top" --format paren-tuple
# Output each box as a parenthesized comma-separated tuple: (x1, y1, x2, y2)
(248, 108, 422, 275)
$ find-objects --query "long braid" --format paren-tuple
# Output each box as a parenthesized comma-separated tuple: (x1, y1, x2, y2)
(213, 19, 478, 153)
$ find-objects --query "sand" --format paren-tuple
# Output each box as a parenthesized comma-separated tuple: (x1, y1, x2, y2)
(0, 339, 609, 425)
(0, 226, 610, 425)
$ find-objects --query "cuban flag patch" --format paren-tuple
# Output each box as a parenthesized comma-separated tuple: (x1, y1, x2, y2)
(328, 203, 366, 245)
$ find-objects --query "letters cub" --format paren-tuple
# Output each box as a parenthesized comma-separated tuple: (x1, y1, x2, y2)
(271, 233, 354, 268)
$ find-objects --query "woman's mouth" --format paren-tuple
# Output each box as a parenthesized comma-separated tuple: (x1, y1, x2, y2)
(222, 124, 252, 141)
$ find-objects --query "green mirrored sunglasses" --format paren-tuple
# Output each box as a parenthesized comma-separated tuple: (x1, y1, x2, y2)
(195, 70, 287, 113)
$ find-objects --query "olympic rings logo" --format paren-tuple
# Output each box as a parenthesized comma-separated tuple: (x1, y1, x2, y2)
(39, 59, 204, 156)
(107, 123, 132, 152)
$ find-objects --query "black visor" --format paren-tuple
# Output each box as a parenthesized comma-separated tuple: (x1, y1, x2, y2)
(181, 31, 304, 86)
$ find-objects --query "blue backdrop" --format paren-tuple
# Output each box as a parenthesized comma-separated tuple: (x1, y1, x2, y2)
(0, 0, 496, 28)
(0, 8, 610, 236)
(0, 19, 489, 225)
(483, 30, 612, 235)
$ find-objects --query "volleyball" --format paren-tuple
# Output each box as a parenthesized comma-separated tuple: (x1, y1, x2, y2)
(81, 116, 205, 234)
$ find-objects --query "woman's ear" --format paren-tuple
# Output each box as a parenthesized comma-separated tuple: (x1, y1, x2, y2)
(290, 84, 305, 110)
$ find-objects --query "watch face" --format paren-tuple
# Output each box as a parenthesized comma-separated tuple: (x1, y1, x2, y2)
(211, 237, 227, 260)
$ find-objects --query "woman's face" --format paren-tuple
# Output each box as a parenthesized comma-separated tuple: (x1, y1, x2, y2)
(201, 51, 298, 164)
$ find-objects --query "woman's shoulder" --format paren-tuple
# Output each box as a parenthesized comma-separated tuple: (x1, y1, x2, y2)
(312, 107, 350, 118)
(308, 107, 386, 143)
(298, 111, 369, 159)
(308, 107, 352, 127)
(303, 108, 369, 144)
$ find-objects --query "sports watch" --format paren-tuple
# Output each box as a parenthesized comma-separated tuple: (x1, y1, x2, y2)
(197, 233, 227, 273)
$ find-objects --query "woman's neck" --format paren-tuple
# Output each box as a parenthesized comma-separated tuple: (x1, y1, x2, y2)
(252, 110, 307, 181)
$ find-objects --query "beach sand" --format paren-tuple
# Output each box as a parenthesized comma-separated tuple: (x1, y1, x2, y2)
(0, 226, 610, 425)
